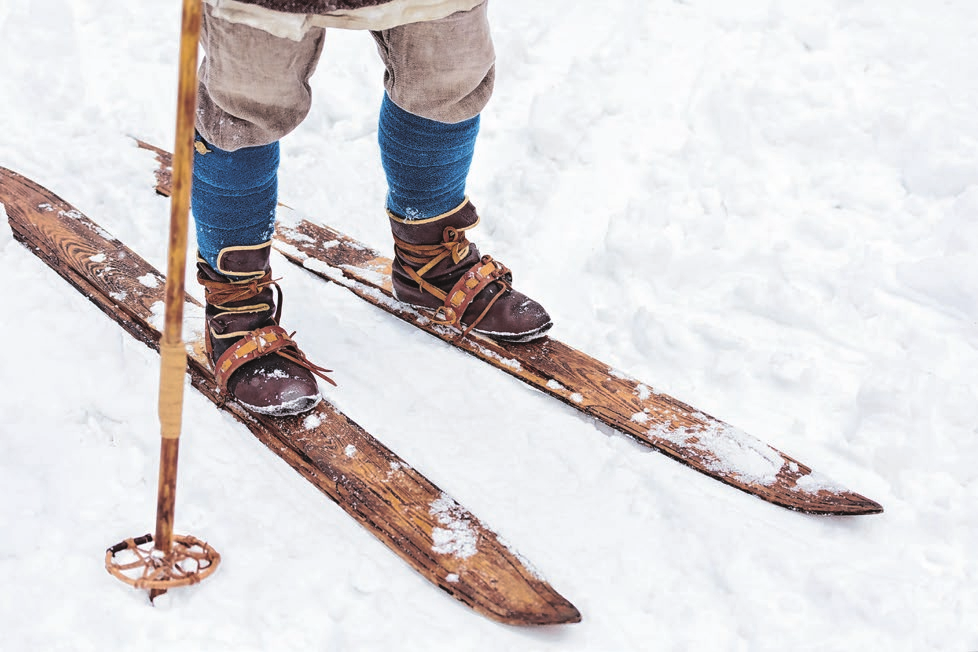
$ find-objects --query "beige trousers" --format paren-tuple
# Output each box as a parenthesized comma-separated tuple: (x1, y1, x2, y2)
(195, 2, 494, 151)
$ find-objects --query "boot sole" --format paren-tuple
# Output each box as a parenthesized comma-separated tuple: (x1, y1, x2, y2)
(474, 320, 553, 343)
(241, 393, 323, 417)
(394, 290, 552, 344)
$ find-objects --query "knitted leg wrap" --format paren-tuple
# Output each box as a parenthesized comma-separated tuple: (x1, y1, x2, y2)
(378, 93, 480, 220)
(192, 135, 280, 270)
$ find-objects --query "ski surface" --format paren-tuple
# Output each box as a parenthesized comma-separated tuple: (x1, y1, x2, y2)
(0, 166, 581, 626)
(139, 140, 882, 516)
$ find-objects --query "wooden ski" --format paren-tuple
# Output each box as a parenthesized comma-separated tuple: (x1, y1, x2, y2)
(1, 165, 580, 626)
(138, 139, 882, 516)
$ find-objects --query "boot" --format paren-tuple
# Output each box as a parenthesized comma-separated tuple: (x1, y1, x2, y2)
(389, 199, 552, 342)
(196, 241, 333, 415)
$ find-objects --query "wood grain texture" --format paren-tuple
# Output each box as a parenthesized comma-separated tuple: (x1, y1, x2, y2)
(136, 140, 882, 516)
(153, 0, 202, 559)
(1, 166, 580, 626)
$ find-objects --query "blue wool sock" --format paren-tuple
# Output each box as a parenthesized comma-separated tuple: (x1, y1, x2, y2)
(191, 136, 279, 271)
(378, 93, 480, 219)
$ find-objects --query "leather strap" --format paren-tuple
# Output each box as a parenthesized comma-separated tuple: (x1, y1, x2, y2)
(392, 225, 474, 300)
(213, 325, 335, 392)
(197, 270, 284, 325)
(432, 256, 511, 336)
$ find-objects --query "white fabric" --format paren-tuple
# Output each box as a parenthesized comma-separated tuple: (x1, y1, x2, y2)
(205, 0, 483, 40)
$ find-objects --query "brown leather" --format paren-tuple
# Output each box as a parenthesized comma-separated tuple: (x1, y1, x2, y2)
(389, 200, 552, 341)
(197, 242, 328, 415)
(213, 325, 334, 395)
(432, 255, 510, 336)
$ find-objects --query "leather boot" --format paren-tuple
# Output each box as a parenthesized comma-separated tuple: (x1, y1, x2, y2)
(389, 199, 552, 342)
(197, 242, 333, 416)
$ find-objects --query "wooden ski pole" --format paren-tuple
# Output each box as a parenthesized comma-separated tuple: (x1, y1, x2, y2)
(106, 0, 220, 598)
(155, 0, 201, 564)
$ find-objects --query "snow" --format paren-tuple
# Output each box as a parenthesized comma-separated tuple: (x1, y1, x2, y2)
(2, 1, 977, 650)
(650, 419, 785, 486)
(137, 273, 160, 288)
(429, 494, 479, 560)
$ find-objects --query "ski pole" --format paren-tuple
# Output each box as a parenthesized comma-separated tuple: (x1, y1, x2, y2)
(106, 0, 220, 599)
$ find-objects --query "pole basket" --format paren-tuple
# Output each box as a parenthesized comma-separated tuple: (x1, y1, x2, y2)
(106, 533, 220, 593)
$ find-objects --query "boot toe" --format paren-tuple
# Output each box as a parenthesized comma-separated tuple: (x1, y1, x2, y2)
(229, 359, 323, 416)
(467, 290, 552, 342)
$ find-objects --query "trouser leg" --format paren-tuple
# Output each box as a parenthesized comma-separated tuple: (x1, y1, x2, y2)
(370, 1, 495, 124)
(195, 3, 326, 150)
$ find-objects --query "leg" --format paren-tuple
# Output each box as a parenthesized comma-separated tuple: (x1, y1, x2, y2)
(192, 6, 331, 415)
(195, 3, 327, 269)
(372, 3, 552, 341)
(371, 1, 494, 219)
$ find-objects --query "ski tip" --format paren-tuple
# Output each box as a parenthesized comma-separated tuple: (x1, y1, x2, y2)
(844, 492, 884, 515)
(479, 596, 582, 626)
(787, 490, 883, 516)
(443, 544, 581, 626)
(536, 600, 583, 626)
(560, 604, 584, 625)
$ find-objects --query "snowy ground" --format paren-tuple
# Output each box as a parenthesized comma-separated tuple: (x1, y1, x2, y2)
(2, 1, 976, 650)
